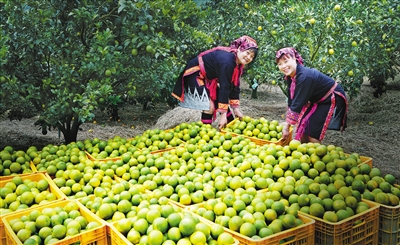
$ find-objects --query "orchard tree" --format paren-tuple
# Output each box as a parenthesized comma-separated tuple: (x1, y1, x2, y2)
(0, 0, 209, 143)
(115, 0, 215, 106)
(201, 0, 399, 98)
(359, 1, 400, 97)
(0, 1, 128, 143)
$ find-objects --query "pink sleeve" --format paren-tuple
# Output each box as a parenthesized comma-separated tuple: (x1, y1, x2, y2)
(286, 107, 299, 125)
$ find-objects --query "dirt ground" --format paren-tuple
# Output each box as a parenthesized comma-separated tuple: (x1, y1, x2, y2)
(0, 83, 399, 180)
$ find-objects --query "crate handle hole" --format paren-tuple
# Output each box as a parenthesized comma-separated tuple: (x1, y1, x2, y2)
(353, 219, 365, 227)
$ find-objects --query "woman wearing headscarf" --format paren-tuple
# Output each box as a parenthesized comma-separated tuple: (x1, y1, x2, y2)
(172, 36, 258, 130)
(275, 47, 348, 143)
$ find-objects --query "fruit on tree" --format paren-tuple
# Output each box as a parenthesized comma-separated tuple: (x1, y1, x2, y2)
(334, 5, 341, 11)
(348, 70, 354, 77)
(146, 45, 154, 53)
(141, 24, 148, 31)
(328, 49, 334, 55)
(309, 18, 316, 24)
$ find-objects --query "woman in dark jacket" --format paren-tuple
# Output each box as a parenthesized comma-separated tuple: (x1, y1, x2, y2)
(172, 36, 258, 130)
(275, 47, 348, 143)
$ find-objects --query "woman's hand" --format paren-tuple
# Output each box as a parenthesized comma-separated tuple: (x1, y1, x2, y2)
(218, 113, 228, 130)
(282, 123, 291, 140)
(233, 108, 243, 120)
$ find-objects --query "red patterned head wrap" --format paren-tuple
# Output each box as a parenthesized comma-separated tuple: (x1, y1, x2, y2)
(275, 47, 304, 65)
(230, 35, 258, 51)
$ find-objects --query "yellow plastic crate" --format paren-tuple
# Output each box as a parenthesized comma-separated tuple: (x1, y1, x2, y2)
(29, 161, 47, 173)
(345, 153, 373, 168)
(359, 156, 373, 167)
(2, 199, 107, 245)
(0, 173, 34, 181)
(108, 223, 132, 245)
(186, 198, 315, 245)
(168, 198, 189, 209)
(301, 199, 379, 245)
(222, 118, 292, 146)
(198, 213, 314, 245)
(30, 162, 54, 178)
(0, 172, 67, 245)
(150, 147, 177, 155)
(376, 202, 400, 245)
(85, 150, 122, 162)
(108, 209, 240, 245)
(0, 172, 67, 200)
(77, 195, 117, 245)
(103, 220, 117, 245)
(1, 201, 62, 245)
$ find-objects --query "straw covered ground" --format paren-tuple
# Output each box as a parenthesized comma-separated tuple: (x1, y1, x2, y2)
(0, 83, 399, 180)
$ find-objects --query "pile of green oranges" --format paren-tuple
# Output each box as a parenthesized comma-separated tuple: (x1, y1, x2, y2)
(85, 122, 220, 160)
(28, 142, 89, 176)
(0, 175, 58, 216)
(0, 146, 33, 176)
(79, 179, 148, 222)
(78, 180, 237, 245)
(112, 200, 236, 245)
(188, 188, 305, 239)
(52, 166, 122, 199)
(2, 118, 400, 244)
(223, 116, 284, 142)
(3, 201, 101, 244)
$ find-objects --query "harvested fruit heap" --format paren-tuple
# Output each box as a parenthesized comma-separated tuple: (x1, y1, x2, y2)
(2, 199, 104, 245)
(0, 117, 399, 245)
(0, 174, 63, 216)
(223, 116, 284, 141)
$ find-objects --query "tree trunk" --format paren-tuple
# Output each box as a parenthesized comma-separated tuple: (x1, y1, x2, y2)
(63, 129, 78, 144)
(58, 117, 82, 144)
(111, 107, 119, 121)
(251, 87, 258, 99)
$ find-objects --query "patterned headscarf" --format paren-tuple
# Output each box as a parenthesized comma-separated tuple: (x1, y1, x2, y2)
(230, 35, 258, 51)
(276, 47, 304, 99)
(275, 47, 304, 65)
